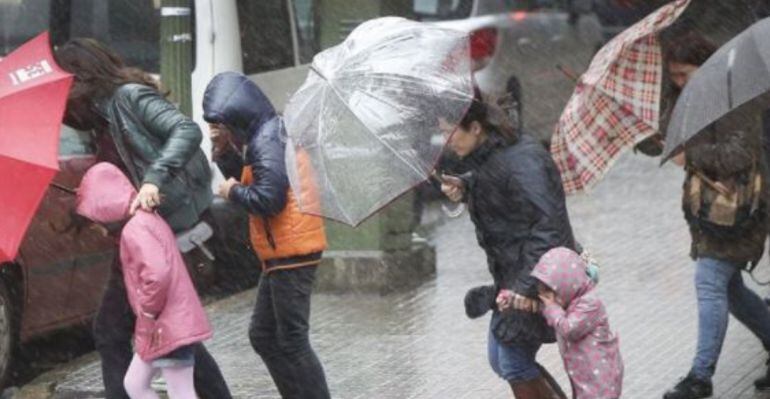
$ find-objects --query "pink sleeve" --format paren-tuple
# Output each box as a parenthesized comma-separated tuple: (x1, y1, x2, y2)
(122, 228, 171, 315)
(542, 298, 602, 342)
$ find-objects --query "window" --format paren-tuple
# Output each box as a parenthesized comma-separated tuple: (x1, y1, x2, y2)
(1, 0, 177, 73)
(237, 0, 295, 74)
(293, 0, 320, 64)
(0, 0, 51, 57)
(413, 0, 474, 21)
(58, 126, 94, 156)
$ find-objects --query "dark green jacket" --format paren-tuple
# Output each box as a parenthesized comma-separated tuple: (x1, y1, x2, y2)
(98, 83, 212, 232)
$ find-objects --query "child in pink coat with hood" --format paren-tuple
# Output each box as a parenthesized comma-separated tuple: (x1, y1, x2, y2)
(76, 162, 212, 399)
(531, 247, 623, 399)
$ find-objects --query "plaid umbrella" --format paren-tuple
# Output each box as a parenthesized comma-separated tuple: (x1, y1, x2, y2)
(550, 0, 690, 194)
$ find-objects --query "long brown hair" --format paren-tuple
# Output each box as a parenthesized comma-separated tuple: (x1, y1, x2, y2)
(665, 31, 718, 67)
(55, 38, 161, 101)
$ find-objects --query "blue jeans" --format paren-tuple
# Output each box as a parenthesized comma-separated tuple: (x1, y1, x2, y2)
(488, 318, 542, 382)
(691, 257, 770, 381)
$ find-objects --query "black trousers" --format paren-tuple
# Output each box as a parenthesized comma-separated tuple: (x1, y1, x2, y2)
(93, 259, 232, 399)
(249, 265, 330, 399)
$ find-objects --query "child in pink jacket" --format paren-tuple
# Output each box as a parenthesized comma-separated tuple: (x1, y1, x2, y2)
(76, 162, 212, 399)
(531, 247, 623, 399)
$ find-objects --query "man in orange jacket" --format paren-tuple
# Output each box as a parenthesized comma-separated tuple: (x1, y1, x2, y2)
(203, 72, 329, 399)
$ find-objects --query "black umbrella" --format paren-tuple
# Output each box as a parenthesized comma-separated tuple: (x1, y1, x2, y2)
(662, 17, 770, 162)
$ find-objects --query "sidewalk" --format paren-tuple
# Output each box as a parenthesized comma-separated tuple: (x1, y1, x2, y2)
(35, 153, 770, 398)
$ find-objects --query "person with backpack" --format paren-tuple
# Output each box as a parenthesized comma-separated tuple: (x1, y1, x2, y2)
(662, 32, 770, 399)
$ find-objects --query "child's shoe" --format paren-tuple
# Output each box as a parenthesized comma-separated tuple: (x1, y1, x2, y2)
(755, 359, 770, 391)
(663, 374, 713, 399)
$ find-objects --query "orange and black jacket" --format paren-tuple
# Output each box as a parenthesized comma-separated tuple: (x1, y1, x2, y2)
(203, 72, 326, 272)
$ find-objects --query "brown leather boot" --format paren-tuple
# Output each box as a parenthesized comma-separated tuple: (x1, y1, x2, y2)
(536, 364, 568, 399)
(510, 377, 562, 399)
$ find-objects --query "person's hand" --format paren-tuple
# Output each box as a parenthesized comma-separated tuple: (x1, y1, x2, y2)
(512, 293, 540, 313)
(209, 123, 235, 159)
(538, 290, 558, 307)
(130, 183, 161, 214)
(217, 178, 240, 199)
(440, 173, 465, 203)
(496, 289, 515, 312)
(672, 151, 686, 167)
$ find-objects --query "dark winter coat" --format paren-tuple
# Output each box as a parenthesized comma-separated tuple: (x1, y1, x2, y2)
(202, 72, 289, 218)
(202, 72, 326, 269)
(684, 107, 769, 264)
(96, 83, 213, 233)
(463, 132, 577, 345)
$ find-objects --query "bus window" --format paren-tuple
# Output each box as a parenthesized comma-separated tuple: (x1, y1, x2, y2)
(0, 0, 50, 56)
(237, 0, 295, 74)
(293, 0, 320, 64)
(1, 0, 174, 74)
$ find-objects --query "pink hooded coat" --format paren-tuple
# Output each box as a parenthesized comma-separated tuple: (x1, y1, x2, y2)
(76, 162, 212, 361)
(531, 247, 623, 399)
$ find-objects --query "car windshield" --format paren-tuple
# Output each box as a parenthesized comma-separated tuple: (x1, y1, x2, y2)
(413, 0, 474, 21)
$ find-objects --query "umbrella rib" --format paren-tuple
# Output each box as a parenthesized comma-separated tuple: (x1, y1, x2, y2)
(312, 67, 428, 182)
(314, 83, 355, 225)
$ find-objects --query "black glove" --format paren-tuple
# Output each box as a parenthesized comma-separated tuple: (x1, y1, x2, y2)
(464, 285, 496, 319)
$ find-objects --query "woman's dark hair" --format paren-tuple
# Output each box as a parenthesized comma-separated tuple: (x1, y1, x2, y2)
(55, 38, 161, 101)
(458, 87, 517, 144)
(665, 31, 718, 67)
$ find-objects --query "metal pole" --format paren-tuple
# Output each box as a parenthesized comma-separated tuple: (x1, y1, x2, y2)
(160, 0, 193, 116)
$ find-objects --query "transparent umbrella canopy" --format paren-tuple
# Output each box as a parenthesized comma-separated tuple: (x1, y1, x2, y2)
(284, 17, 474, 226)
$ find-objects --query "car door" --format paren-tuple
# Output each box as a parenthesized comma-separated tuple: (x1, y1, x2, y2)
(17, 126, 96, 335)
(59, 128, 115, 324)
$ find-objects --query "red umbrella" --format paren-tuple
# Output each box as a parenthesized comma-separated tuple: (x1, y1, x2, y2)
(0, 32, 73, 262)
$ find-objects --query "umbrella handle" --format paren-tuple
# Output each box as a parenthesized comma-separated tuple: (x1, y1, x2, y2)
(693, 170, 731, 196)
(555, 64, 578, 83)
(50, 182, 77, 195)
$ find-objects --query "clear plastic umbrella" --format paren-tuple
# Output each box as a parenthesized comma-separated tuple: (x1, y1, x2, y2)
(284, 17, 474, 226)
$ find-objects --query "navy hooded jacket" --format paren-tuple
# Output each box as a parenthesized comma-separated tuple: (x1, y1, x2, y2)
(202, 72, 288, 217)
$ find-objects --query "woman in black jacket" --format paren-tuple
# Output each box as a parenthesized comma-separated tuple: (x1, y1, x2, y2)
(441, 90, 575, 399)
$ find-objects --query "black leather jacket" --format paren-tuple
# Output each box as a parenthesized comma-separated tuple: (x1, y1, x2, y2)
(97, 83, 212, 232)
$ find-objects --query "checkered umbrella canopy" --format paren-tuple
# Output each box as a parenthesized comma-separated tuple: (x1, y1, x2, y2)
(550, 0, 690, 194)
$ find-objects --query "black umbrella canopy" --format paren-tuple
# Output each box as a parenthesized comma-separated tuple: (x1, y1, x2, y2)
(662, 17, 770, 162)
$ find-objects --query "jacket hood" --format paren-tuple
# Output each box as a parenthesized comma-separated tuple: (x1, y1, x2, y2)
(76, 162, 136, 224)
(202, 71, 276, 142)
(531, 247, 593, 306)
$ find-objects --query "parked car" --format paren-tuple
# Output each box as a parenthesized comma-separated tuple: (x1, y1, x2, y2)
(411, 0, 604, 203)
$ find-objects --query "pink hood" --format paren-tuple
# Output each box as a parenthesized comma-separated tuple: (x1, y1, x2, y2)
(531, 247, 593, 306)
(76, 162, 136, 223)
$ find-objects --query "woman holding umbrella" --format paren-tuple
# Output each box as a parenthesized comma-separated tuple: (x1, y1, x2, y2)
(54, 38, 232, 399)
(662, 32, 770, 399)
(441, 89, 574, 398)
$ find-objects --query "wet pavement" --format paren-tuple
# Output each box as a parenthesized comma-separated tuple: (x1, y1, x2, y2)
(21, 151, 770, 398)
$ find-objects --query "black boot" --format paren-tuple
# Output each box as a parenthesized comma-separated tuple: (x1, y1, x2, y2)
(464, 285, 496, 319)
(755, 359, 770, 391)
(663, 374, 713, 399)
